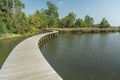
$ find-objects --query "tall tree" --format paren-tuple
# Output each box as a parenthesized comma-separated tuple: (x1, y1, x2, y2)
(28, 11, 45, 34)
(13, 0, 25, 13)
(41, 1, 59, 28)
(12, 12, 28, 33)
(61, 12, 76, 28)
(12, 0, 25, 33)
(0, 0, 25, 35)
(84, 15, 94, 27)
(75, 18, 84, 27)
(0, 0, 14, 35)
(99, 18, 111, 28)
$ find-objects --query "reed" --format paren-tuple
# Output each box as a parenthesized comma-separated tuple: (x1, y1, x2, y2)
(45, 28, 120, 33)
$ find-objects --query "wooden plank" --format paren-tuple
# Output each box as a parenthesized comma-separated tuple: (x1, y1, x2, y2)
(0, 31, 62, 80)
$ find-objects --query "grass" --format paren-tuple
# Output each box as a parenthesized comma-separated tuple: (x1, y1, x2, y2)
(0, 33, 23, 40)
(45, 27, 120, 33)
(0, 30, 43, 40)
(1, 28, 119, 39)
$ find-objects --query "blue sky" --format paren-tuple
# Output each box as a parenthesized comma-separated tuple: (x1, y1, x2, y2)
(22, 0, 120, 26)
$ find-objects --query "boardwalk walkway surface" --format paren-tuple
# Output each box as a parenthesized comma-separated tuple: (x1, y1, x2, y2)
(0, 31, 62, 80)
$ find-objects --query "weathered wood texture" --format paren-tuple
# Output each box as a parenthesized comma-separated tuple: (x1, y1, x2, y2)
(0, 31, 62, 80)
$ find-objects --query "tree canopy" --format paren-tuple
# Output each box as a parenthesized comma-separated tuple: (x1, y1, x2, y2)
(84, 15, 94, 27)
(99, 18, 111, 28)
(75, 18, 84, 27)
(0, 0, 25, 35)
(41, 1, 59, 28)
(0, 0, 113, 36)
(60, 12, 76, 28)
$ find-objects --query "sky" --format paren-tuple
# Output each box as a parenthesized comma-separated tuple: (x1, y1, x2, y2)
(22, 0, 120, 26)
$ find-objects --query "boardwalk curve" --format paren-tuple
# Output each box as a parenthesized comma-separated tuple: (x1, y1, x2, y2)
(0, 31, 62, 80)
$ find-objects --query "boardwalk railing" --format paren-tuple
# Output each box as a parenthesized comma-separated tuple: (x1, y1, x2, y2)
(0, 31, 63, 80)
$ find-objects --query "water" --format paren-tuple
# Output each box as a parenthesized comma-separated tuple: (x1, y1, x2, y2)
(41, 33, 120, 80)
(0, 37, 26, 69)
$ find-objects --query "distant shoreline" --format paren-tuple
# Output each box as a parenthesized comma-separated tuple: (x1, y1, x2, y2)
(1, 28, 120, 40)
(45, 28, 120, 33)
(0, 34, 22, 40)
(0, 33, 32, 40)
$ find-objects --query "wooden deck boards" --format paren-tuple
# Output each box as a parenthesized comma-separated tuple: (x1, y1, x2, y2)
(0, 31, 62, 80)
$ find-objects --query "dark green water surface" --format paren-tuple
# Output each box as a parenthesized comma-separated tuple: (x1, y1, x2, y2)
(0, 37, 26, 69)
(41, 33, 120, 80)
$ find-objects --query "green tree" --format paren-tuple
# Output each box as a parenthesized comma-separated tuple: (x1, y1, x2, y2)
(75, 18, 84, 27)
(84, 15, 94, 27)
(99, 18, 111, 28)
(46, 1, 59, 18)
(12, 12, 28, 33)
(12, 0, 25, 33)
(41, 1, 59, 28)
(13, 0, 25, 13)
(28, 11, 45, 34)
(0, 0, 13, 35)
(0, 0, 25, 35)
(61, 12, 76, 28)
(55, 19, 62, 28)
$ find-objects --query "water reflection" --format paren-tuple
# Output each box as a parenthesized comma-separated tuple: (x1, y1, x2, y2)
(41, 33, 120, 80)
(0, 37, 26, 69)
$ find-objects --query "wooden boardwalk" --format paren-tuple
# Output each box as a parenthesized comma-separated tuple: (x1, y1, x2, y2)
(0, 31, 62, 80)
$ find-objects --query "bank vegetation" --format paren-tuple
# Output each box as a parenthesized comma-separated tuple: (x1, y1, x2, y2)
(0, 0, 120, 39)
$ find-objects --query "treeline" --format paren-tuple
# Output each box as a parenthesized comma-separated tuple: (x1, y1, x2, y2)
(0, 0, 112, 36)
(0, 0, 26, 35)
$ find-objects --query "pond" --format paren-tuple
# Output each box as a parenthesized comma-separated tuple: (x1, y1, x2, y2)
(41, 33, 120, 80)
(0, 37, 26, 69)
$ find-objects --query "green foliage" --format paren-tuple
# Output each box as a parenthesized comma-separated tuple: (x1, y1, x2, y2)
(12, 12, 28, 33)
(75, 18, 84, 27)
(46, 1, 59, 18)
(13, 0, 25, 13)
(41, 1, 59, 28)
(0, 0, 25, 35)
(99, 18, 111, 28)
(0, 23, 8, 36)
(28, 11, 45, 34)
(84, 15, 94, 27)
(60, 12, 76, 28)
(0, 0, 13, 33)
(0, 0, 114, 37)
